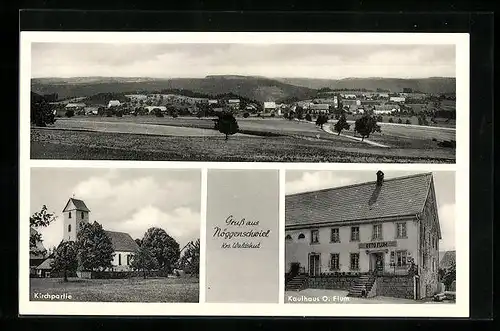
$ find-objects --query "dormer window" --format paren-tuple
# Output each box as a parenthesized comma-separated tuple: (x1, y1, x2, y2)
(298, 233, 305, 240)
(285, 234, 292, 240)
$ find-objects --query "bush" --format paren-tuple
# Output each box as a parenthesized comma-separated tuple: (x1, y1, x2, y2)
(115, 110, 123, 117)
(65, 109, 75, 118)
(172, 112, 178, 118)
(398, 118, 403, 124)
(243, 112, 250, 118)
(270, 113, 275, 117)
(405, 119, 411, 125)
(305, 114, 312, 121)
(388, 117, 394, 123)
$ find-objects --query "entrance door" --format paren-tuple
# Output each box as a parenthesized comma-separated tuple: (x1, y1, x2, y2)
(290, 262, 300, 276)
(370, 253, 384, 274)
(309, 254, 320, 277)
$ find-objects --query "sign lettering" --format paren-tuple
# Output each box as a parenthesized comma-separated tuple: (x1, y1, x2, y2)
(359, 240, 397, 249)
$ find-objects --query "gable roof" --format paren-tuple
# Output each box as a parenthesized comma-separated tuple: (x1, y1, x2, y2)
(36, 258, 54, 270)
(439, 250, 456, 269)
(62, 198, 91, 212)
(286, 172, 433, 228)
(105, 230, 139, 252)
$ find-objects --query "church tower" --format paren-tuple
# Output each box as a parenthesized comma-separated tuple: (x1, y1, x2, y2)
(62, 197, 90, 242)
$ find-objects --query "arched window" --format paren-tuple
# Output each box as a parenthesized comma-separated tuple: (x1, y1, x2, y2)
(68, 224, 71, 232)
(285, 234, 292, 240)
(298, 233, 305, 240)
(68, 211, 72, 219)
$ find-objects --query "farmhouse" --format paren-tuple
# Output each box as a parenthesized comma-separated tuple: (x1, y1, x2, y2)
(389, 96, 406, 103)
(374, 104, 400, 115)
(145, 106, 167, 114)
(227, 99, 240, 110)
(65, 103, 86, 110)
(62, 198, 139, 272)
(308, 104, 330, 114)
(285, 171, 441, 300)
(107, 100, 121, 108)
(263, 101, 278, 115)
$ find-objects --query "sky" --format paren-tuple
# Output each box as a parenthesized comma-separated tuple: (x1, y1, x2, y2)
(30, 168, 201, 251)
(286, 170, 456, 251)
(31, 43, 456, 79)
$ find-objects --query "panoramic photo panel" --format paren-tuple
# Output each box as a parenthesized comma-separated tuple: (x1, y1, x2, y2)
(29, 168, 201, 303)
(284, 170, 457, 304)
(30, 42, 456, 163)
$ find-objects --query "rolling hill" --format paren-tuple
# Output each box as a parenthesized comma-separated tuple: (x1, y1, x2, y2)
(275, 77, 456, 94)
(31, 75, 318, 103)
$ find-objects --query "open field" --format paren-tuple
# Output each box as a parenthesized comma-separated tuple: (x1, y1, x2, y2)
(31, 116, 455, 163)
(30, 277, 199, 302)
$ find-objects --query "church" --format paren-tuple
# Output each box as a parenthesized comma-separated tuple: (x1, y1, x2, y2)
(62, 197, 139, 271)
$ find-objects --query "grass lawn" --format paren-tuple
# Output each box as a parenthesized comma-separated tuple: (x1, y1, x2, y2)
(30, 277, 199, 302)
(31, 128, 455, 163)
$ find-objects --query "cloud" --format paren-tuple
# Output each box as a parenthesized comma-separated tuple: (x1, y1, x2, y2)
(118, 206, 200, 248)
(438, 203, 456, 251)
(286, 171, 355, 195)
(31, 43, 456, 78)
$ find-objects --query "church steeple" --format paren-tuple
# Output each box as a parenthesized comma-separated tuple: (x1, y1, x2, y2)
(62, 197, 90, 241)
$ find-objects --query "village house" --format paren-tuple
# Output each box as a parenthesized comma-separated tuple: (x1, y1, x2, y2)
(373, 104, 401, 115)
(285, 171, 441, 300)
(62, 198, 139, 272)
(389, 96, 406, 103)
(30, 228, 48, 276)
(308, 104, 330, 114)
(227, 99, 240, 110)
(107, 100, 121, 108)
(263, 101, 278, 115)
(145, 106, 167, 114)
(65, 103, 86, 111)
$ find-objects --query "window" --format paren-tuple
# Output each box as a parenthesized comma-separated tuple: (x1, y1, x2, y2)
(396, 250, 407, 267)
(311, 230, 319, 244)
(330, 228, 340, 243)
(81, 211, 84, 219)
(127, 255, 131, 266)
(396, 222, 407, 238)
(432, 257, 435, 272)
(298, 233, 305, 240)
(285, 234, 292, 240)
(350, 253, 360, 270)
(330, 253, 340, 271)
(68, 224, 71, 232)
(350, 227, 360, 242)
(118, 254, 122, 266)
(372, 224, 383, 240)
(68, 211, 72, 219)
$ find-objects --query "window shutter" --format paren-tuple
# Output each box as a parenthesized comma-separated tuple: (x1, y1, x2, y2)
(328, 255, 332, 270)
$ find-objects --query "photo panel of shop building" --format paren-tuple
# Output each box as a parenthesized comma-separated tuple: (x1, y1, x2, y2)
(284, 170, 456, 303)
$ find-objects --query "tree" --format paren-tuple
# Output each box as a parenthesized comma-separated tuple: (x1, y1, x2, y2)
(305, 114, 312, 122)
(315, 114, 329, 129)
(388, 117, 394, 123)
(130, 245, 158, 279)
(65, 109, 75, 117)
(405, 119, 411, 125)
(217, 112, 239, 140)
(141, 227, 180, 273)
(30, 205, 56, 256)
(398, 118, 403, 124)
(354, 115, 381, 141)
(295, 106, 304, 120)
(153, 108, 164, 117)
(442, 262, 456, 290)
(178, 239, 200, 277)
(135, 238, 142, 247)
(243, 112, 250, 118)
(333, 114, 350, 135)
(31, 93, 56, 127)
(51, 241, 78, 282)
(76, 221, 114, 272)
(115, 109, 123, 117)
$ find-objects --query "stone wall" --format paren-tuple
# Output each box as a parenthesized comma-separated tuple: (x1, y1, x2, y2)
(376, 275, 414, 299)
(307, 275, 358, 291)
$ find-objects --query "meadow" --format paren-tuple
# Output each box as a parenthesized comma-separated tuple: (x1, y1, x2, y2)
(30, 116, 456, 163)
(30, 277, 199, 303)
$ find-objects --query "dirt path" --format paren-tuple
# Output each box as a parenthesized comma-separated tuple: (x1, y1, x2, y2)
(322, 124, 390, 148)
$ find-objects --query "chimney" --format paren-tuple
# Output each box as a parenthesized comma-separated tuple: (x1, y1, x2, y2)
(376, 171, 384, 186)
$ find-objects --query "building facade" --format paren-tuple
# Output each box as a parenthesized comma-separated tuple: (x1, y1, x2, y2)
(285, 172, 441, 299)
(62, 198, 138, 272)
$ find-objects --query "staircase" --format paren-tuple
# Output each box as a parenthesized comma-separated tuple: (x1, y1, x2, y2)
(285, 274, 308, 291)
(347, 274, 376, 297)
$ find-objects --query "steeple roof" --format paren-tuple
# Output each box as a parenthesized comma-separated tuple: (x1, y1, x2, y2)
(62, 198, 91, 212)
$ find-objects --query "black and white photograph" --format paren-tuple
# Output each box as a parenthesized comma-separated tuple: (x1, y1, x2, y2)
(29, 168, 201, 303)
(284, 170, 456, 304)
(29, 41, 456, 163)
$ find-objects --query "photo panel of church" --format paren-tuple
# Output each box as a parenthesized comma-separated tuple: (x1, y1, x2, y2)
(29, 167, 201, 303)
(284, 169, 456, 304)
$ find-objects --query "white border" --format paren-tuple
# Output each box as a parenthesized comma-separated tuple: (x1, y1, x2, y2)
(20, 32, 470, 317)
